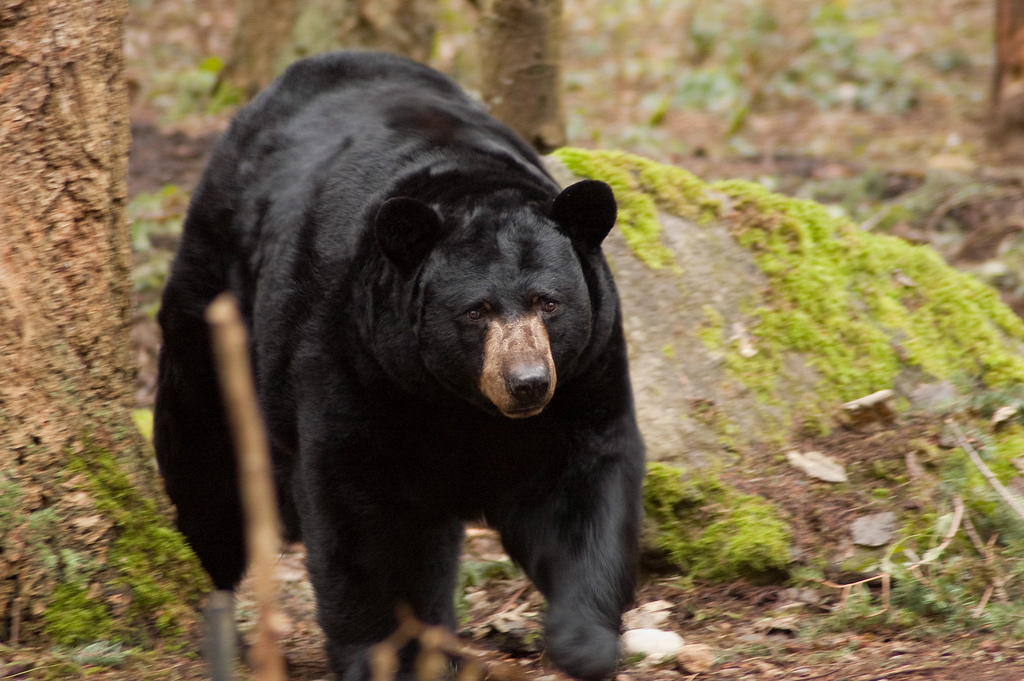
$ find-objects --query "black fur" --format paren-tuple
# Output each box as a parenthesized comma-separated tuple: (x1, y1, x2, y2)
(154, 51, 645, 681)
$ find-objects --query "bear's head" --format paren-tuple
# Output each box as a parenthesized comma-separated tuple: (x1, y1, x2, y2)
(375, 180, 616, 417)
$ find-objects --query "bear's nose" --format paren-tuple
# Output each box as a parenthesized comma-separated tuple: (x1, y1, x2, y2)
(506, 364, 551, 404)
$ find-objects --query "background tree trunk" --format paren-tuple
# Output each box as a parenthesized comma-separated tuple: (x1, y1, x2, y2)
(222, 0, 440, 101)
(293, 0, 439, 63)
(0, 0, 206, 647)
(218, 0, 302, 99)
(478, 0, 566, 153)
(989, 0, 1024, 152)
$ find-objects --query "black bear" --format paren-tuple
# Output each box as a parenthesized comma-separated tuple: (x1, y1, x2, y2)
(154, 51, 645, 681)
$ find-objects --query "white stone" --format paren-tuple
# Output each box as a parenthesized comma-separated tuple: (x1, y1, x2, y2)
(620, 628, 685, 663)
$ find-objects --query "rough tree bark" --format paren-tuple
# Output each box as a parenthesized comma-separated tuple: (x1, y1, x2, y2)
(222, 0, 439, 100)
(989, 0, 1024, 152)
(0, 0, 205, 647)
(478, 0, 566, 153)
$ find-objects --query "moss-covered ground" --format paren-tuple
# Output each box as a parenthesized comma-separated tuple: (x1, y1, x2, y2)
(40, 443, 208, 648)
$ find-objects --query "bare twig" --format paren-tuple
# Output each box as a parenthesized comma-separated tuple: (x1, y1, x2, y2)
(495, 584, 528, 615)
(818, 573, 890, 616)
(963, 513, 988, 556)
(915, 495, 965, 566)
(369, 604, 533, 681)
(207, 292, 286, 681)
(10, 595, 22, 647)
(861, 664, 947, 680)
(950, 422, 1024, 523)
(922, 190, 1024, 234)
(974, 584, 995, 617)
(900, 496, 964, 589)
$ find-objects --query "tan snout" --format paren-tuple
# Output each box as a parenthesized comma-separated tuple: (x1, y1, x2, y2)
(479, 314, 556, 418)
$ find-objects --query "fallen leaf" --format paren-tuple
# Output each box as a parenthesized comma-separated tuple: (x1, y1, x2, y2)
(786, 450, 848, 483)
(676, 643, 714, 674)
(991, 405, 1018, 430)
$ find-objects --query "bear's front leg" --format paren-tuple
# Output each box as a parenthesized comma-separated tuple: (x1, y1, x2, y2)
(296, 466, 464, 681)
(491, 440, 644, 681)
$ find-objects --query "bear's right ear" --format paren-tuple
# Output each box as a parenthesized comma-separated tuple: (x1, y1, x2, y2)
(375, 197, 443, 275)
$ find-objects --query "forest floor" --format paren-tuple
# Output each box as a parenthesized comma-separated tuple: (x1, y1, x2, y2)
(8, 0, 1024, 679)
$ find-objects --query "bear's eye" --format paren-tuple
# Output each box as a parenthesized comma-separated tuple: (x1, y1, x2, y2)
(466, 303, 490, 321)
(542, 299, 558, 313)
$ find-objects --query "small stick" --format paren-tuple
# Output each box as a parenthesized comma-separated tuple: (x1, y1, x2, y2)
(10, 595, 22, 646)
(906, 495, 964, 570)
(951, 422, 1024, 523)
(207, 293, 286, 681)
(860, 664, 946, 681)
(963, 514, 989, 556)
(495, 584, 528, 615)
(879, 572, 891, 614)
(974, 584, 995, 617)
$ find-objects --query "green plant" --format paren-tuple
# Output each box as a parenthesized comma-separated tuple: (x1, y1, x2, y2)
(455, 559, 522, 623)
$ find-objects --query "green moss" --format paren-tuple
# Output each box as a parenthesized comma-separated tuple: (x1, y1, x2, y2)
(131, 409, 154, 443)
(713, 178, 1024, 397)
(696, 305, 726, 351)
(691, 495, 792, 581)
(643, 461, 724, 521)
(644, 462, 791, 582)
(988, 424, 1024, 482)
(44, 583, 115, 646)
(45, 441, 209, 646)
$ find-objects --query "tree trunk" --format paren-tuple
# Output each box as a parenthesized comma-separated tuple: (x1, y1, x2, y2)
(478, 0, 566, 153)
(295, 0, 439, 62)
(218, 0, 302, 99)
(989, 0, 1024, 152)
(223, 0, 440, 101)
(0, 0, 206, 647)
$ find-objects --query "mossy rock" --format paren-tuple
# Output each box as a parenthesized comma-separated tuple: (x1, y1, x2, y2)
(546, 149, 1024, 463)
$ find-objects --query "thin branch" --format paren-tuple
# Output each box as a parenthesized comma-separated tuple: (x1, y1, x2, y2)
(911, 496, 964, 568)
(950, 422, 1024, 523)
(495, 584, 528, 615)
(207, 293, 286, 681)
(974, 584, 995, 617)
(369, 604, 530, 681)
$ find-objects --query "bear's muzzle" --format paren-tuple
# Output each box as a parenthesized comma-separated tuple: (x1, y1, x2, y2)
(480, 314, 556, 418)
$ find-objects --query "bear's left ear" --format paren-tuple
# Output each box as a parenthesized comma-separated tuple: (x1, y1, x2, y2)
(375, 197, 443, 275)
(550, 180, 617, 251)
